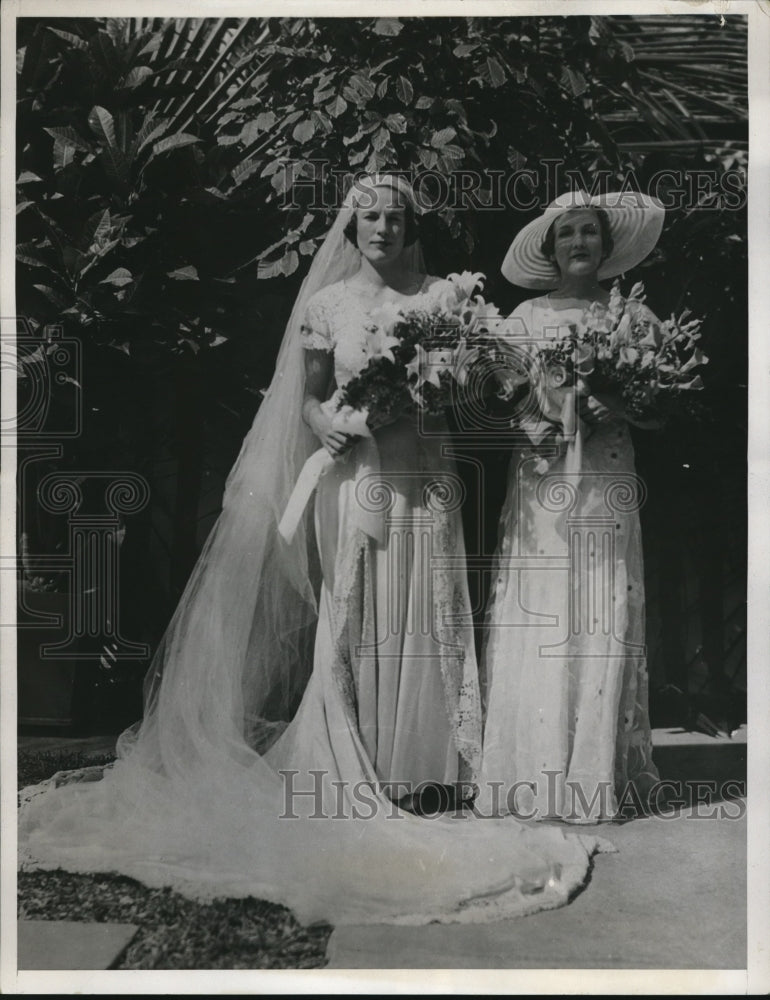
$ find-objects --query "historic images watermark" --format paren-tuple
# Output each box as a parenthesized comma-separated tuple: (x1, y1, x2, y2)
(7, 317, 150, 663)
(277, 769, 746, 822)
(278, 160, 747, 213)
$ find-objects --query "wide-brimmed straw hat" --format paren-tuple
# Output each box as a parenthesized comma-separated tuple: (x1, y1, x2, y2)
(501, 189, 665, 289)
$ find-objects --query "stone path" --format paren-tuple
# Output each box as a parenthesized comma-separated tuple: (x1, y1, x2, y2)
(17, 921, 137, 970)
(327, 728, 747, 969)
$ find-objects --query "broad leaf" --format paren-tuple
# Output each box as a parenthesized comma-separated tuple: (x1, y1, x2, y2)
(484, 56, 507, 88)
(99, 145, 131, 185)
(350, 73, 376, 101)
(100, 268, 134, 286)
(270, 160, 302, 196)
(395, 76, 414, 105)
(231, 156, 263, 188)
(373, 128, 390, 152)
(257, 249, 299, 279)
(430, 127, 457, 148)
(88, 106, 117, 147)
(47, 27, 88, 51)
(43, 126, 92, 152)
(385, 113, 407, 133)
(137, 35, 162, 58)
(167, 266, 199, 281)
(16, 243, 52, 269)
(123, 66, 153, 89)
(372, 19, 403, 36)
(151, 133, 201, 157)
(85, 209, 112, 247)
(33, 284, 69, 308)
(327, 95, 348, 118)
(292, 119, 316, 144)
(53, 140, 76, 170)
(136, 116, 173, 153)
(255, 111, 278, 131)
(561, 66, 588, 97)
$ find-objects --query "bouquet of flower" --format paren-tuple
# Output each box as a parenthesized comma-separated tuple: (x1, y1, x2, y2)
(335, 270, 503, 426)
(278, 272, 501, 542)
(536, 280, 708, 425)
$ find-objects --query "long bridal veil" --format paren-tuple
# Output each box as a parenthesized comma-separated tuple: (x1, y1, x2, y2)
(19, 175, 609, 927)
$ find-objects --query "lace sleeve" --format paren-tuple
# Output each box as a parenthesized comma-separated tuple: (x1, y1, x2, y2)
(300, 295, 334, 352)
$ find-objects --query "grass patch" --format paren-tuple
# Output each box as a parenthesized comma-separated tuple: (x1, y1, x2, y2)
(18, 749, 117, 790)
(18, 744, 332, 969)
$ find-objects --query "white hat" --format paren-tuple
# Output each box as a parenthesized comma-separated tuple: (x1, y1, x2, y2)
(501, 189, 665, 289)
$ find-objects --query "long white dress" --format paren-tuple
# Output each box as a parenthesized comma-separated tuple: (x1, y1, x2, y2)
(266, 275, 482, 797)
(19, 282, 612, 929)
(479, 296, 659, 823)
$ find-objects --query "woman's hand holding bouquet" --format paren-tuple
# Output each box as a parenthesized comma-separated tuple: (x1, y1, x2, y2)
(280, 272, 502, 541)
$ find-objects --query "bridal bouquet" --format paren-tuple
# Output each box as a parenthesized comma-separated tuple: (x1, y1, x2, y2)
(278, 272, 502, 542)
(511, 280, 709, 478)
(336, 270, 503, 424)
(536, 280, 708, 425)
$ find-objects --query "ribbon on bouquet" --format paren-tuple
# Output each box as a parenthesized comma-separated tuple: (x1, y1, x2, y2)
(523, 382, 584, 480)
(558, 387, 583, 481)
(278, 399, 386, 546)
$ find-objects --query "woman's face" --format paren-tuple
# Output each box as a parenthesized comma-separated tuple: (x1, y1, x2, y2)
(551, 208, 604, 280)
(354, 185, 408, 265)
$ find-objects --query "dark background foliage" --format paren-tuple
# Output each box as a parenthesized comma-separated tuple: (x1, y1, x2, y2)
(16, 14, 747, 731)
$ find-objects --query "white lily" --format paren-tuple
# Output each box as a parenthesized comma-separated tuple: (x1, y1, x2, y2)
(362, 325, 401, 363)
(453, 338, 482, 387)
(406, 342, 443, 388)
(369, 300, 405, 334)
(447, 270, 485, 299)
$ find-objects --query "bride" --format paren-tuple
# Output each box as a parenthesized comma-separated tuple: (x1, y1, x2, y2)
(268, 174, 481, 811)
(19, 174, 608, 928)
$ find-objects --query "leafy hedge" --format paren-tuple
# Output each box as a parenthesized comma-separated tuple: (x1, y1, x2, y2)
(16, 15, 747, 705)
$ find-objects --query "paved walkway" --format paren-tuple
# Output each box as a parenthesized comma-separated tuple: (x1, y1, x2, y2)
(327, 728, 747, 969)
(18, 734, 118, 756)
(17, 921, 137, 971)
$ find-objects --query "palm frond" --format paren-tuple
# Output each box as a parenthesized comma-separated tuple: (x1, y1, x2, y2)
(597, 14, 747, 152)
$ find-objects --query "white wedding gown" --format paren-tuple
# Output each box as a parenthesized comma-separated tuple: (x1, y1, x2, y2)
(479, 297, 659, 822)
(19, 280, 611, 928)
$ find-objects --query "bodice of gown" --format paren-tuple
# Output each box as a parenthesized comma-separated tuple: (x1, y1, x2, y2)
(300, 275, 450, 388)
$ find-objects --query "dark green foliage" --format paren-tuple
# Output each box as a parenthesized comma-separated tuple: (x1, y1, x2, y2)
(15, 14, 747, 695)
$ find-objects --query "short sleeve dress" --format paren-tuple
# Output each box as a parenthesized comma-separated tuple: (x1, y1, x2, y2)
(266, 276, 483, 796)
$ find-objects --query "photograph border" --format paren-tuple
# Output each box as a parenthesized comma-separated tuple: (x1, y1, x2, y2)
(1, 0, 767, 994)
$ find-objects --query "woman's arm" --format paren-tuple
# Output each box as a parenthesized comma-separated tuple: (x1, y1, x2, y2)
(578, 391, 662, 430)
(302, 349, 357, 458)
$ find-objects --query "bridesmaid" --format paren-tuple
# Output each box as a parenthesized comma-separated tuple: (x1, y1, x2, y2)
(479, 191, 664, 822)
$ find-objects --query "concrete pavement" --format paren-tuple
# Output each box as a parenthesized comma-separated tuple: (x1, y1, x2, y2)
(327, 728, 747, 969)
